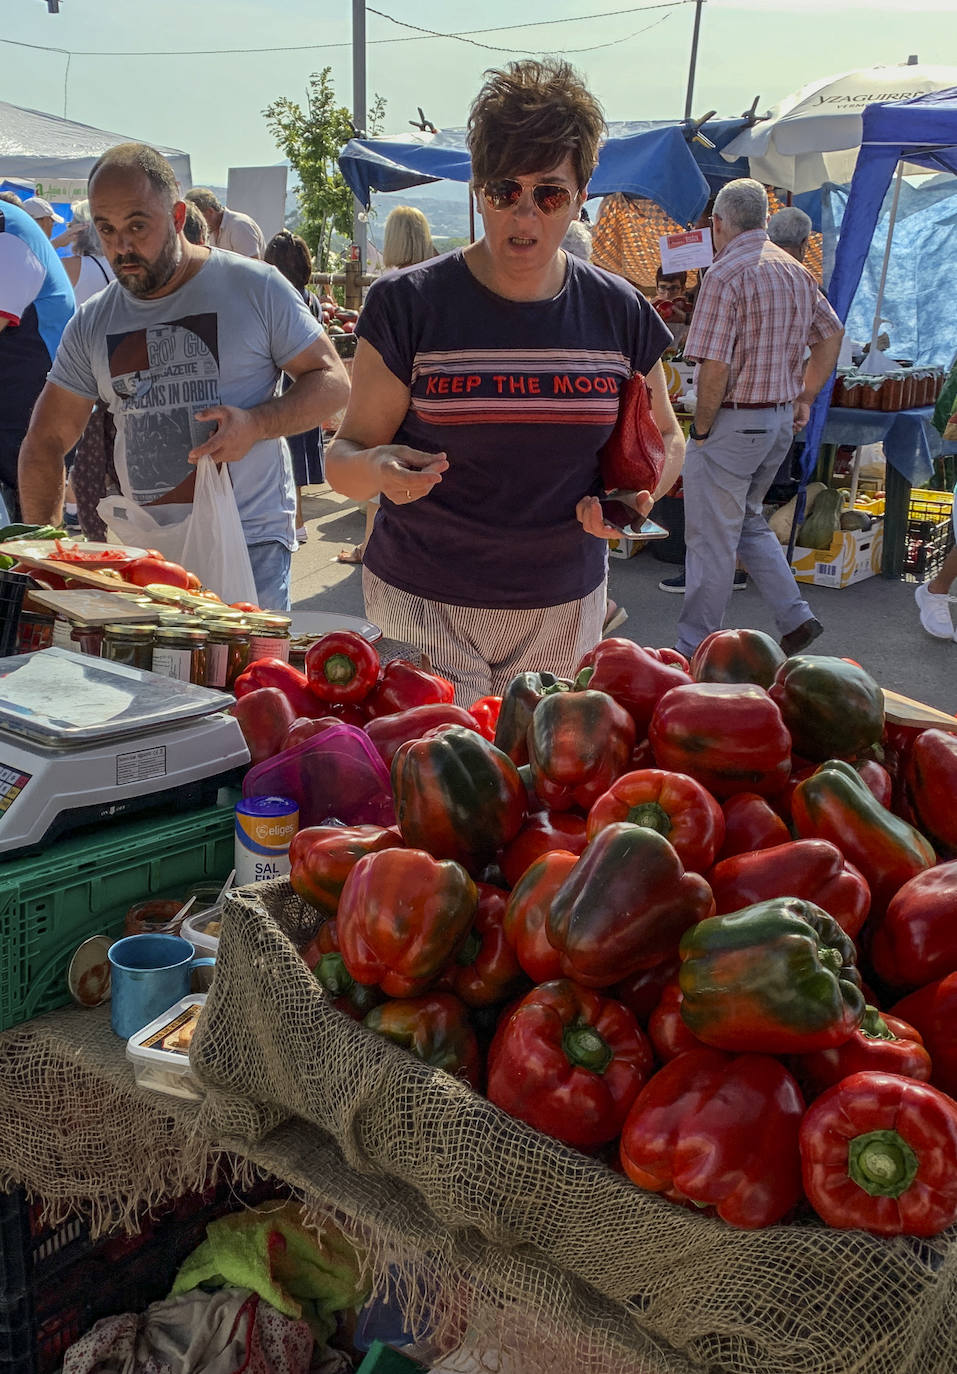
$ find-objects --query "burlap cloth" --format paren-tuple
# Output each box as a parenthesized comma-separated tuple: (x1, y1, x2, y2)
(1, 881, 955, 1373)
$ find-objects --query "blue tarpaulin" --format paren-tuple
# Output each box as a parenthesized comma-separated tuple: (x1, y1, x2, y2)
(339, 118, 753, 229)
(802, 89, 957, 479)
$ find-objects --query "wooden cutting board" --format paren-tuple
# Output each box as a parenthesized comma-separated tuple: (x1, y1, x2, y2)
(0, 548, 132, 593)
(883, 688, 957, 732)
(27, 589, 162, 625)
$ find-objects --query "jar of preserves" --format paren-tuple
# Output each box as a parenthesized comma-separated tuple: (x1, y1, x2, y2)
(151, 625, 209, 684)
(102, 623, 155, 671)
(246, 613, 292, 663)
(858, 375, 885, 411)
(70, 623, 105, 656)
(205, 620, 251, 689)
(880, 371, 904, 412)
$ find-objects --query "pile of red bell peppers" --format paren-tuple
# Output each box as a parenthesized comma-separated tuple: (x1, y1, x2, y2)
(250, 628, 957, 1238)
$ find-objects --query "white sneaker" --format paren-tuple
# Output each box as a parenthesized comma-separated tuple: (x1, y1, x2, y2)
(915, 582, 955, 639)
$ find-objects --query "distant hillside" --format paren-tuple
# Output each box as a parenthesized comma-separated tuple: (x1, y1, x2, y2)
(371, 186, 473, 240)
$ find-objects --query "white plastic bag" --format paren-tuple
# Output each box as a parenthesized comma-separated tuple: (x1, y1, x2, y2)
(181, 458, 258, 606)
(97, 458, 258, 604)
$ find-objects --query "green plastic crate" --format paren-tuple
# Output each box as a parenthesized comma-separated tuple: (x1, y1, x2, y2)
(0, 804, 235, 1032)
(356, 1342, 429, 1374)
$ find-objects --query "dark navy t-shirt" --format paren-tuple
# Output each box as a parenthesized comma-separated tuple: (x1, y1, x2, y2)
(356, 249, 671, 609)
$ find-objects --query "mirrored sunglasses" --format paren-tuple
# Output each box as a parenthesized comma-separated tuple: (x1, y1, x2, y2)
(482, 179, 573, 216)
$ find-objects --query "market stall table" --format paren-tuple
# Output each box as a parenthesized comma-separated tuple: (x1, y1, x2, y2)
(2, 886, 954, 1374)
(821, 406, 957, 578)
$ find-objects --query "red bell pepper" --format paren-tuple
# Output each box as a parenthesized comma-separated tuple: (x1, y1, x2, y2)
(437, 882, 526, 1009)
(499, 811, 588, 889)
(304, 630, 380, 705)
(289, 822, 404, 918)
(303, 919, 383, 1021)
(392, 725, 527, 873)
(365, 659, 454, 717)
(282, 715, 344, 751)
(716, 792, 790, 861)
(328, 700, 371, 728)
(649, 682, 792, 799)
(229, 686, 298, 764)
(233, 656, 324, 720)
(526, 688, 636, 812)
(337, 847, 478, 997)
(690, 627, 786, 690)
(574, 638, 692, 736)
(768, 656, 885, 763)
(469, 695, 502, 741)
(486, 979, 654, 1150)
(548, 822, 715, 986)
(791, 758, 936, 917)
(363, 992, 482, 1088)
(585, 768, 725, 874)
(707, 839, 871, 940)
(800, 1071, 957, 1236)
(678, 897, 865, 1054)
(619, 1048, 805, 1228)
(609, 957, 681, 1026)
(364, 702, 480, 768)
(905, 727, 957, 854)
(502, 850, 578, 983)
(493, 672, 571, 767)
(647, 981, 702, 1062)
(791, 1007, 931, 1100)
(854, 758, 893, 809)
(892, 973, 957, 1099)
(869, 859, 957, 991)
(649, 646, 691, 672)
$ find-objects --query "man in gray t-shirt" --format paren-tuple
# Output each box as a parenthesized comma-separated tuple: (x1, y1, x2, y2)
(18, 142, 349, 611)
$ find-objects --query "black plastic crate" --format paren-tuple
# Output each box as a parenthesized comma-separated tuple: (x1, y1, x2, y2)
(902, 490, 955, 584)
(0, 1191, 89, 1295)
(0, 1291, 34, 1368)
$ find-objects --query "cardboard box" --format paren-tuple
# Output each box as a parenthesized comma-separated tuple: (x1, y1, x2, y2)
(790, 518, 883, 588)
(608, 534, 644, 560)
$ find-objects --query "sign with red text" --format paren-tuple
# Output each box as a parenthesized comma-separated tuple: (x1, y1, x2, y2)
(659, 228, 713, 274)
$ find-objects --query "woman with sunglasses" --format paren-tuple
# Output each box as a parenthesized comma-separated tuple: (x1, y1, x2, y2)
(325, 59, 683, 702)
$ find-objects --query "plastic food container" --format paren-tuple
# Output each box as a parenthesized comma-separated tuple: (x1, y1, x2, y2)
(126, 994, 207, 1100)
(180, 907, 222, 958)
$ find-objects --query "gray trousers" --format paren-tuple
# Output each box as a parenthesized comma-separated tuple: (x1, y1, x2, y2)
(676, 404, 813, 657)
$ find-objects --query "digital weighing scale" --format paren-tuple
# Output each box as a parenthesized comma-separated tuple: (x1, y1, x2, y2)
(0, 648, 250, 856)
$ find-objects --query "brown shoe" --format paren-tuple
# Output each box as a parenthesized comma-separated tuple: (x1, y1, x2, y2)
(780, 617, 824, 657)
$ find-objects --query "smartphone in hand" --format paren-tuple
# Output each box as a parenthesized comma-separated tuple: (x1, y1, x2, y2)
(598, 490, 669, 540)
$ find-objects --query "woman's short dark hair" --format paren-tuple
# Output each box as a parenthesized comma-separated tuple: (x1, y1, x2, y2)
(467, 59, 605, 191)
(264, 229, 313, 292)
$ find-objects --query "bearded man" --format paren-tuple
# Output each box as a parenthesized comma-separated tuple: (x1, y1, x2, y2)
(17, 143, 348, 611)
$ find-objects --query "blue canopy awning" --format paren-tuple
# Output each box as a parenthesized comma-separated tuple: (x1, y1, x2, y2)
(801, 88, 957, 479)
(339, 117, 754, 229)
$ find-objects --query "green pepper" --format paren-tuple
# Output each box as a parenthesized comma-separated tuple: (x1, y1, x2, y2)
(679, 897, 866, 1054)
(493, 671, 571, 767)
(0, 555, 15, 571)
(768, 655, 885, 762)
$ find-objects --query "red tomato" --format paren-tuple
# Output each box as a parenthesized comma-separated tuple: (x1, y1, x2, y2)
(121, 556, 191, 589)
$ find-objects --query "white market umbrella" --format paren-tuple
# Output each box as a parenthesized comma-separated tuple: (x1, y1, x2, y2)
(721, 63, 957, 192)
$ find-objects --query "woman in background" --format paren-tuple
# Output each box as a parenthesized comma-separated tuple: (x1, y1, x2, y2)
(264, 230, 330, 544)
(337, 205, 437, 565)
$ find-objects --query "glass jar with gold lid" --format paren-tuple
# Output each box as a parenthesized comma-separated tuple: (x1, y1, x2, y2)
(205, 619, 252, 689)
(150, 624, 209, 684)
(102, 623, 155, 671)
(246, 612, 292, 663)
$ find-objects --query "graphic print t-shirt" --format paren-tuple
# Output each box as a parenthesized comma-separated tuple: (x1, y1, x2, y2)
(49, 250, 322, 546)
(357, 249, 671, 609)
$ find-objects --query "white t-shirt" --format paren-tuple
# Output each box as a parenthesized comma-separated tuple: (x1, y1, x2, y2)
(72, 254, 115, 307)
(212, 208, 266, 260)
(49, 249, 323, 547)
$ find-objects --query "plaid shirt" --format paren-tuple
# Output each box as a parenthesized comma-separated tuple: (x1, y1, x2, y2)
(684, 229, 842, 403)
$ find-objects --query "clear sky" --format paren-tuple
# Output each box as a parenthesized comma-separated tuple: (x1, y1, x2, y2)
(3, 0, 957, 186)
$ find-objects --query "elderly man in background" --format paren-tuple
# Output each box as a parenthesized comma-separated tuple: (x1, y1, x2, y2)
(184, 187, 265, 259)
(767, 206, 813, 265)
(19, 195, 65, 241)
(677, 178, 843, 661)
(17, 142, 349, 611)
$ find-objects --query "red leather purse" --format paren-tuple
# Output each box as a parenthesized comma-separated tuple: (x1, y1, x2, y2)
(598, 372, 666, 495)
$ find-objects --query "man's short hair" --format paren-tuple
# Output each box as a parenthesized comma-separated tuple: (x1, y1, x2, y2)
(0, 191, 22, 207)
(88, 143, 179, 205)
(714, 178, 768, 233)
(182, 201, 209, 245)
(185, 187, 224, 214)
(656, 267, 687, 287)
(467, 58, 605, 191)
(767, 206, 813, 248)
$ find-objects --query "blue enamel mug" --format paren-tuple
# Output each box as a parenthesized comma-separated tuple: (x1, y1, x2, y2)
(108, 933, 216, 1040)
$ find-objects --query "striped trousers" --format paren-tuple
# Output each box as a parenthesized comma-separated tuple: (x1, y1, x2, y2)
(363, 567, 606, 705)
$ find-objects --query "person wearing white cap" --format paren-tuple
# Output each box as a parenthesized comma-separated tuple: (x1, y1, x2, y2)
(20, 196, 65, 240)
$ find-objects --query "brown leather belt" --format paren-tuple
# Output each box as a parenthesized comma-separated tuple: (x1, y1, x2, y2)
(720, 400, 787, 410)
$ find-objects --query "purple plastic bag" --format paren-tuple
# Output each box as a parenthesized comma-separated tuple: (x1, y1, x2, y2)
(242, 723, 396, 828)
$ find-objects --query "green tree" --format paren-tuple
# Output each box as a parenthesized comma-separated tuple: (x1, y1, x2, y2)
(264, 68, 385, 271)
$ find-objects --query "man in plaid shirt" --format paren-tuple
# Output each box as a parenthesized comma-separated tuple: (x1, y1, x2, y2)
(676, 179, 843, 659)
